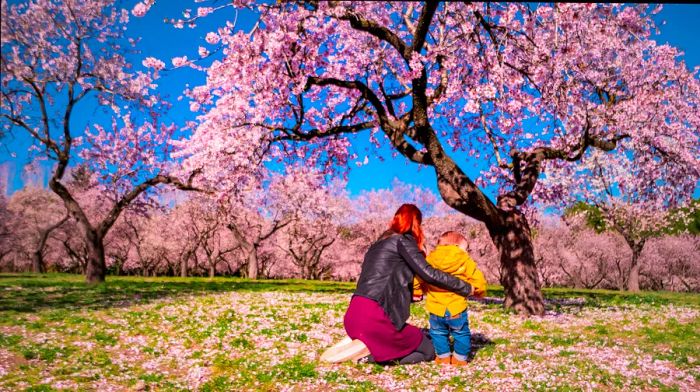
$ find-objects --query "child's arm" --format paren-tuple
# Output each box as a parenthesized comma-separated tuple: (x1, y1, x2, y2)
(467, 268, 487, 298)
(460, 254, 487, 298)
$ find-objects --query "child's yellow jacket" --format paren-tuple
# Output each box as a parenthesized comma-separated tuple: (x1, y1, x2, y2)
(413, 244, 487, 317)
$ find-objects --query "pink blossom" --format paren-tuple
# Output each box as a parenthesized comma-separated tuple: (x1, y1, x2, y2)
(171, 56, 189, 68)
(131, 3, 147, 17)
(131, 1, 154, 18)
(141, 57, 165, 71)
(197, 7, 213, 17)
(205, 32, 220, 45)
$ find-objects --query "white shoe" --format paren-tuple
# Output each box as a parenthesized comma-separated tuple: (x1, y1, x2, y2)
(320, 337, 370, 363)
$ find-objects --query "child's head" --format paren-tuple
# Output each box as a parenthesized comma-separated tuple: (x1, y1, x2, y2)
(437, 231, 469, 251)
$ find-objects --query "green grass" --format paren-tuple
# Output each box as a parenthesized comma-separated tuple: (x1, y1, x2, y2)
(0, 273, 698, 391)
(0, 273, 356, 313)
(1, 274, 696, 314)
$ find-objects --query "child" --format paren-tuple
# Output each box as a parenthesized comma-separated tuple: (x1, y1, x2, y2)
(413, 231, 487, 366)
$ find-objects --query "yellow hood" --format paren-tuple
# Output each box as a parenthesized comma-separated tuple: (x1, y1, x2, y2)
(426, 245, 469, 275)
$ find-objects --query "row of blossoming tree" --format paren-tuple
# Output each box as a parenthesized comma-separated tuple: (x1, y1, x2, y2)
(1, 178, 698, 291)
(2, 1, 699, 314)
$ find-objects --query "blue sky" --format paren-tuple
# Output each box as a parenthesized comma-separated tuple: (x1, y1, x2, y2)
(1, 2, 699, 199)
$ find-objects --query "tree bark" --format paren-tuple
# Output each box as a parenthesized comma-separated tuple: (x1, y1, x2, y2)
(490, 209, 545, 315)
(432, 173, 546, 315)
(626, 242, 644, 292)
(209, 264, 215, 278)
(31, 215, 68, 274)
(31, 251, 45, 274)
(627, 261, 640, 292)
(114, 259, 122, 276)
(180, 256, 188, 278)
(247, 247, 259, 280)
(85, 230, 106, 284)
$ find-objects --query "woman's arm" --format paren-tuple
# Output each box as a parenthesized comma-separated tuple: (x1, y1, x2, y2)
(397, 234, 473, 297)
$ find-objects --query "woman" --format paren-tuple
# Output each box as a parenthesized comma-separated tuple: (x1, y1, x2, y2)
(343, 204, 474, 364)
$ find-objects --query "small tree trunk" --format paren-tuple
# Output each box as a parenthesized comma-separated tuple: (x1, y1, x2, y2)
(623, 239, 645, 292)
(491, 210, 545, 315)
(209, 264, 215, 278)
(180, 262, 187, 278)
(247, 248, 259, 280)
(85, 231, 106, 284)
(626, 246, 643, 292)
(180, 254, 188, 278)
(32, 216, 67, 274)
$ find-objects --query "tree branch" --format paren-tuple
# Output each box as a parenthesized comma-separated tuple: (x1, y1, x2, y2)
(338, 10, 411, 62)
(501, 118, 631, 208)
(412, 2, 439, 53)
(97, 170, 206, 237)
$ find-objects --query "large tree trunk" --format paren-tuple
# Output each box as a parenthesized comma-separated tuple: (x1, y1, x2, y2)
(435, 170, 545, 315)
(490, 210, 545, 315)
(85, 230, 106, 284)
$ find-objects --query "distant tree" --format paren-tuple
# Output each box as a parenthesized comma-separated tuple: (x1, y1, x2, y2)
(223, 168, 340, 279)
(6, 187, 66, 273)
(1, 0, 200, 283)
(0, 192, 14, 268)
(641, 235, 700, 292)
(534, 218, 628, 290)
(277, 179, 349, 279)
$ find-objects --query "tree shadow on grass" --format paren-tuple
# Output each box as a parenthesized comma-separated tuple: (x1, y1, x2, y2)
(468, 333, 495, 361)
(0, 274, 356, 313)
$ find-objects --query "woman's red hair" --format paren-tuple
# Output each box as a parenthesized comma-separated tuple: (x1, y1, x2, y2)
(389, 204, 426, 254)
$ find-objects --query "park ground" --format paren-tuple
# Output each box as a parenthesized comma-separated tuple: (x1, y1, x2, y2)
(0, 274, 698, 391)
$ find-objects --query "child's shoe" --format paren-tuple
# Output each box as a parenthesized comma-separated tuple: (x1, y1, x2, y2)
(435, 355, 451, 365)
(450, 356, 468, 366)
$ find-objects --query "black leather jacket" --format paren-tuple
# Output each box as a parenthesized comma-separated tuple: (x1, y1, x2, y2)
(354, 232, 473, 330)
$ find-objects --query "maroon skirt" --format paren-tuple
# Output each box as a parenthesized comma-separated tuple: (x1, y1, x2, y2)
(343, 295, 423, 362)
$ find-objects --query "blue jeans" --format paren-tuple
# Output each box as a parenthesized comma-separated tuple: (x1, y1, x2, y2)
(429, 310, 471, 361)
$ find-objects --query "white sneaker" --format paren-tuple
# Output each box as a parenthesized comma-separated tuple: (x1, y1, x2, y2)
(320, 337, 370, 363)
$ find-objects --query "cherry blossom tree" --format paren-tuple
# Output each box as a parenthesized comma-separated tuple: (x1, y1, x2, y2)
(279, 219, 336, 280)
(545, 141, 698, 292)
(0, 0, 202, 283)
(0, 191, 15, 268)
(641, 235, 699, 292)
(224, 201, 291, 280)
(175, 2, 700, 314)
(5, 186, 67, 273)
(223, 167, 340, 279)
(151, 199, 212, 277)
(183, 197, 237, 278)
(276, 178, 349, 279)
(533, 218, 628, 290)
(347, 180, 441, 248)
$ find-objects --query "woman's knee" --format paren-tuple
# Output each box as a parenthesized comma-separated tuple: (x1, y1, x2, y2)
(412, 335, 436, 362)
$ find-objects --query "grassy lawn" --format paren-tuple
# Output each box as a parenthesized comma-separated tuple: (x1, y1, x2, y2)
(0, 273, 698, 391)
